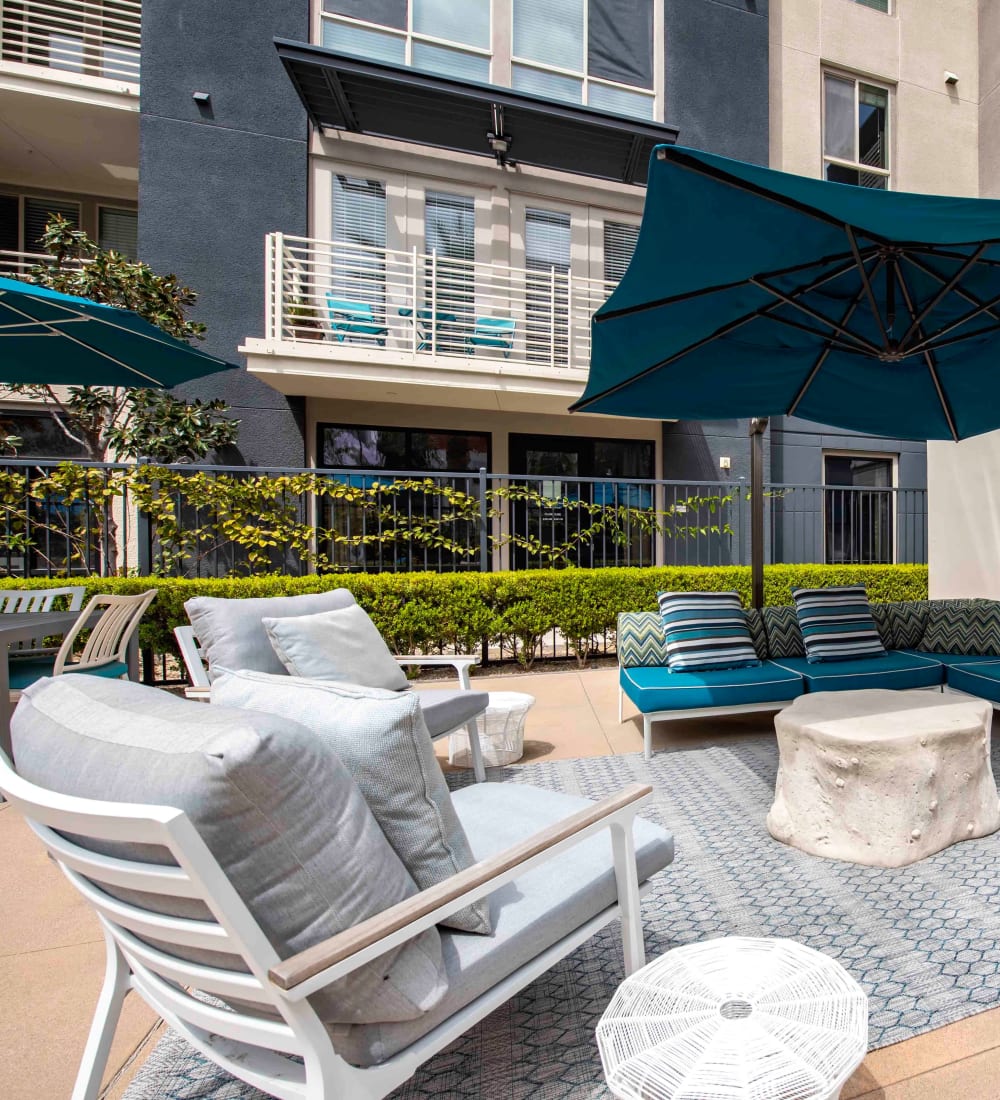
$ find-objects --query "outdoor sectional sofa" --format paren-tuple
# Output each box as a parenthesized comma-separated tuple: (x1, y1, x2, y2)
(619, 599, 1000, 759)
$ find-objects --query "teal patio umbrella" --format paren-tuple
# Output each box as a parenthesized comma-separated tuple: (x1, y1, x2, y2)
(572, 146, 1000, 604)
(0, 276, 236, 387)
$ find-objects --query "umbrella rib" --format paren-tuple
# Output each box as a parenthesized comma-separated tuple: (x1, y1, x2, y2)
(571, 253, 866, 413)
(787, 264, 880, 418)
(902, 253, 1000, 322)
(757, 310, 875, 355)
(594, 247, 873, 323)
(846, 227, 889, 350)
(0, 319, 92, 332)
(894, 260, 959, 441)
(906, 286, 1000, 355)
(908, 315, 1000, 356)
(897, 242, 987, 352)
(750, 276, 881, 354)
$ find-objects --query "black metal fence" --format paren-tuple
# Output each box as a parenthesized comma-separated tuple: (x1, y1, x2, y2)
(0, 458, 928, 578)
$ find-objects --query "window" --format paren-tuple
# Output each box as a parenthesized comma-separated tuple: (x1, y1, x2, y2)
(98, 207, 137, 259)
(424, 192, 475, 350)
(824, 454, 894, 564)
(321, 1, 491, 82)
(0, 194, 81, 271)
(852, 0, 889, 12)
(329, 174, 387, 332)
(823, 73, 890, 189)
(320, 424, 490, 473)
(603, 221, 639, 290)
(525, 208, 571, 364)
(511, 0, 654, 119)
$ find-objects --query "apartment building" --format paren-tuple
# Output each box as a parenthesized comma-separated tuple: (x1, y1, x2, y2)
(1, 0, 991, 569)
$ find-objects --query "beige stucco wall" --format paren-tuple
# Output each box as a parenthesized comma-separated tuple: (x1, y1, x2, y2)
(925, 3, 1000, 597)
(770, 0, 980, 196)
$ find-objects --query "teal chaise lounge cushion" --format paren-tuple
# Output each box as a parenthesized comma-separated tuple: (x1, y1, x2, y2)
(771, 650, 943, 692)
(620, 660, 804, 713)
(945, 660, 1000, 702)
(8, 656, 128, 691)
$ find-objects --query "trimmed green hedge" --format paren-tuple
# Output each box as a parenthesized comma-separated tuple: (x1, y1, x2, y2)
(1, 565, 929, 669)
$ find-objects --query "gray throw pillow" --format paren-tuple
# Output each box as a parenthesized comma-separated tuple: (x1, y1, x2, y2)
(264, 603, 408, 690)
(211, 669, 494, 936)
(185, 588, 356, 677)
(11, 675, 447, 1026)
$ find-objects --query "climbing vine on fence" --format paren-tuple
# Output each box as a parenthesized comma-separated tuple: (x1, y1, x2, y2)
(0, 463, 743, 577)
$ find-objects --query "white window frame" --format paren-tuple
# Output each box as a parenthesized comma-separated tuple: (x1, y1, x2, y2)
(0, 192, 83, 253)
(821, 70, 892, 190)
(96, 203, 138, 257)
(317, 7, 493, 81)
(821, 449, 899, 565)
(509, 1, 655, 119)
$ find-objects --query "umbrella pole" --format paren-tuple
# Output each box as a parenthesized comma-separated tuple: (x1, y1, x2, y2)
(749, 417, 768, 609)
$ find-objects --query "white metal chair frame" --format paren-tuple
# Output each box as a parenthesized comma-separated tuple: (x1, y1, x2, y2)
(174, 624, 489, 781)
(1, 586, 86, 653)
(54, 591, 157, 676)
(0, 751, 652, 1100)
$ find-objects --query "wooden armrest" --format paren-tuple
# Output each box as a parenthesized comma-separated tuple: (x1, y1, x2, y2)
(269, 782, 651, 992)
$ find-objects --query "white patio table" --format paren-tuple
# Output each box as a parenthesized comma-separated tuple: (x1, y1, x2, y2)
(0, 608, 136, 761)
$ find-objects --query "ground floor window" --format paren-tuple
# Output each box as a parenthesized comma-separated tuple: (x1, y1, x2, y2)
(508, 432, 655, 568)
(317, 423, 491, 572)
(824, 453, 895, 564)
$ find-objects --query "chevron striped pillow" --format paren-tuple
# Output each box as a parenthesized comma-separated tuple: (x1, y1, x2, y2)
(792, 585, 886, 663)
(657, 591, 761, 672)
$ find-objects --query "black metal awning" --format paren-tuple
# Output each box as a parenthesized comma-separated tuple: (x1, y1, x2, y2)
(275, 39, 678, 186)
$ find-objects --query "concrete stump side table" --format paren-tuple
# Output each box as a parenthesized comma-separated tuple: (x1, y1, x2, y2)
(597, 937, 868, 1100)
(449, 691, 534, 768)
(768, 689, 1000, 867)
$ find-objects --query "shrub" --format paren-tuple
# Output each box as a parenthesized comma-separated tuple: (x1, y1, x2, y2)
(0, 564, 928, 669)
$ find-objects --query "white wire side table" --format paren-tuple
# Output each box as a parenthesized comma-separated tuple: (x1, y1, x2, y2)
(449, 691, 534, 768)
(597, 936, 868, 1100)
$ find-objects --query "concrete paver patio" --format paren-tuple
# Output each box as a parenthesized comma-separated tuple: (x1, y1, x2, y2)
(3, 665, 1000, 1099)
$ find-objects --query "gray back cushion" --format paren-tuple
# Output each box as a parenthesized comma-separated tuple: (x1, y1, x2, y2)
(185, 588, 356, 677)
(11, 676, 447, 1026)
(211, 669, 492, 936)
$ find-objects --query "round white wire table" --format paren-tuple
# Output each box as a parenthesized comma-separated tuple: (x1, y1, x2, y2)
(596, 937, 868, 1100)
(449, 691, 534, 768)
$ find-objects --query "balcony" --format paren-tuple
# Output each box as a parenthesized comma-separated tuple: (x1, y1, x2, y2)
(243, 233, 612, 413)
(0, 0, 140, 94)
(0, 249, 84, 279)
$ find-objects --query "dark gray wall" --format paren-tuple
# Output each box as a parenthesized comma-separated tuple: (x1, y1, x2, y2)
(659, 0, 769, 493)
(663, 0, 769, 164)
(139, 0, 309, 466)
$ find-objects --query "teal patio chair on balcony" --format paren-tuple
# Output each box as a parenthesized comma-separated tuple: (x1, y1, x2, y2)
(467, 316, 516, 357)
(398, 306, 459, 351)
(325, 295, 388, 346)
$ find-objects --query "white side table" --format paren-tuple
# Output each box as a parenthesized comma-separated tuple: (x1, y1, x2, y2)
(597, 937, 868, 1100)
(449, 691, 534, 768)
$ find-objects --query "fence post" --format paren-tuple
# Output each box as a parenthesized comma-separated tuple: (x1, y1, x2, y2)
(478, 467, 489, 573)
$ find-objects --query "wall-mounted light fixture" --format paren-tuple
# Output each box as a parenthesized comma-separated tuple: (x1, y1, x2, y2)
(192, 91, 211, 103)
(944, 71, 959, 85)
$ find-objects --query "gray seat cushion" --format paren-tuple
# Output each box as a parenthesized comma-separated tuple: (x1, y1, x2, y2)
(417, 688, 489, 738)
(185, 588, 357, 677)
(11, 676, 447, 1027)
(329, 783, 674, 1067)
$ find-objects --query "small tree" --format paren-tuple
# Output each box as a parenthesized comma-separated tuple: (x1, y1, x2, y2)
(2, 215, 239, 463)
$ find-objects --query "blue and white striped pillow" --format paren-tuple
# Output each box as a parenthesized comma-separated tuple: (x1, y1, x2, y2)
(792, 585, 887, 663)
(657, 591, 761, 673)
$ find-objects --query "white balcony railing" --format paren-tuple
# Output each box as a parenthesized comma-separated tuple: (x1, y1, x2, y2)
(265, 233, 612, 373)
(0, 0, 140, 85)
(0, 249, 84, 279)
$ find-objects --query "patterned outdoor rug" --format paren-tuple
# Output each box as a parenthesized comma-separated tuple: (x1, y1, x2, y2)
(123, 737, 1000, 1099)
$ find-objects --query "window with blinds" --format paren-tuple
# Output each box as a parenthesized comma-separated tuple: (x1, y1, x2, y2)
(331, 174, 387, 320)
(424, 192, 474, 349)
(98, 208, 137, 259)
(24, 197, 80, 251)
(525, 208, 571, 365)
(603, 221, 639, 288)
